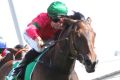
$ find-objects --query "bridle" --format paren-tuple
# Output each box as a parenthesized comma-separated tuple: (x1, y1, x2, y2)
(57, 18, 97, 65)
(52, 19, 89, 60)
(38, 17, 97, 73)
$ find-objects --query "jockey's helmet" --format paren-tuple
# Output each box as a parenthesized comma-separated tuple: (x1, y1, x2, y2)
(0, 37, 6, 54)
(47, 1, 68, 18)
(0, 37, 6, 48)
(14, 44, 24, 49)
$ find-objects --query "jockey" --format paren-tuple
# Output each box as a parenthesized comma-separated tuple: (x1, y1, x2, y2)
(13, 1, 85, 79)
(13, 1, 68, 79)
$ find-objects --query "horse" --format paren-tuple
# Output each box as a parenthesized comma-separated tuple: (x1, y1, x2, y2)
(0, 44, 29, 68)
(0, 16, 97, 80)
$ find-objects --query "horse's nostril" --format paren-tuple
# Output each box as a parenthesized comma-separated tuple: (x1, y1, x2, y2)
(86, 69, 95, 73)
(85, 63, 96, 73)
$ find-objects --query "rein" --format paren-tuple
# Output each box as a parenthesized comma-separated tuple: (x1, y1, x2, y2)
(37, 27, 70, 67)
(12, 48, 28, 60)
(39, 17, 96, 66)
(14, 44, 28, 58)
(14, 49, 27, 57)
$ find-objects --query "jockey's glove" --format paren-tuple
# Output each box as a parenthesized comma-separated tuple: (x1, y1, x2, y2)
(35, 37, 44, 49)
(44, 40, 55, 48)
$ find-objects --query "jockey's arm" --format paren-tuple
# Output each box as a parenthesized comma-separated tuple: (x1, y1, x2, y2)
(35, 36, 44, 48)
(25, 24, 44, 48)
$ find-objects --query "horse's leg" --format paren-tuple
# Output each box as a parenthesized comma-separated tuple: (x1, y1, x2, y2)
(69, 70, 79, 80)
(0, 60, 13, 80)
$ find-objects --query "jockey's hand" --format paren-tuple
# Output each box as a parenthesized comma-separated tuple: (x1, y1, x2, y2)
(48, 40, 55, 46)
(35, 37, 44, 49)
(44, 40, 55, 48)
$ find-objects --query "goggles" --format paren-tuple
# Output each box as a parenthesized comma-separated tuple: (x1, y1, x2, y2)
(51, 17, 60, 23)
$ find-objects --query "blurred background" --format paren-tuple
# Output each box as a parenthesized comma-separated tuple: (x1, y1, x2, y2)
(0, 0, 120, 79)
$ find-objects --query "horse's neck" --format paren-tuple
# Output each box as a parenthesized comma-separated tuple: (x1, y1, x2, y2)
(45, 42, 76, 74)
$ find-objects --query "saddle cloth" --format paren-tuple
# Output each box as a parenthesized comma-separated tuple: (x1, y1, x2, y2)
(6, 48, 49, 80)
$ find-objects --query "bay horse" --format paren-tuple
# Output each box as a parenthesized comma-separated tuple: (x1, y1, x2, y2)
(0, 16, 97, 80)
(0, 44, 28, 68)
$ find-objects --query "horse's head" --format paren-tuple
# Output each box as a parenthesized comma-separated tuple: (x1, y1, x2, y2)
(63, 17, 98, 73)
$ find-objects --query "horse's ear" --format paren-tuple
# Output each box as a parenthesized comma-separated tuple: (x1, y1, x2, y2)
(87, 17, 92, 24)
